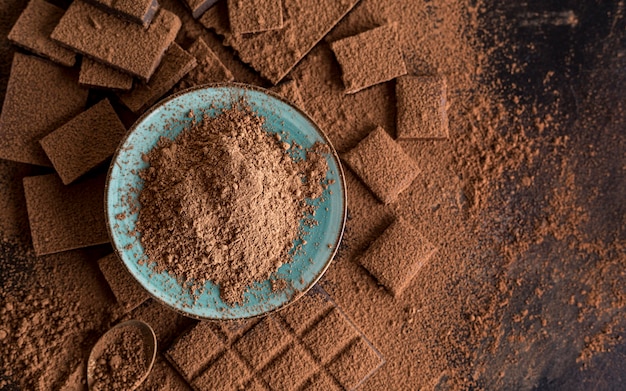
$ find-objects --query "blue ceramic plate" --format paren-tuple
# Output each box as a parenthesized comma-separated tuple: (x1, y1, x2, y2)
(105, 83, 346, 320)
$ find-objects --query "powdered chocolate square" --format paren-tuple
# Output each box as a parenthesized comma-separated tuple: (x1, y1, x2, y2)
(0, 53, 87, 167)
(396, 75, 449, 139)
(357, 218, 437, 297)
(118, 43, 197, 112)
(302, 308, 358, 364)
(227, 0, 284, 34)
(183, 0, 219, 19)
(342, 126, 420, 204)
(51, 1, 181, 81)
(8, 0, 76, 67)
(23, 173, 109, 256)
(40, 98, 126, 185)
(140, 355, 192, 391)
(97, 253, 149, 312)
(270, 79, 305, 110)
(261, 343, 318, 391)
(326, 337, 383, 390)
(192, 351, 250, 391)
(84, 0, 160, 27)
(174, 37, 233, 93)
(130, 300, 194, 347)
(200, 0, 359, 84)
(166, 321, 223, 380)
(279, 289, 333, 334)
(79, 58, 134, 91)
(300, 371, 340, 391)
(213, 318, 258, 343)
(234, 316, 291, 370)
(330, 24, 407, 94)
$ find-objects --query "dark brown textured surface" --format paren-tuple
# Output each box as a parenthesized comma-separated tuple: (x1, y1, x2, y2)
(97, 253, 150, 312)
(118, 43, 196, 112)
(22, 173, 109, 256)
(261, 343, 316, 391)
(342, 126, 420, 204)
(233, 316, 291, 370)
(192, 350, 251, 391)
(166, 321, 224, 380)
(79, 58, 134, 91)
(326, 338, 383, 390)
(84, 0, 160, 26)
(357, 218, 437, 297)
(270, 79, 305, 110)
(227, 0, 284, 34)
(0, 53, 87, 167)
(40, 98, 127, 184)
(183, 0, 218, 19)
(7, 0, 76, 67)
(200, 0, 360, 84)
(330, 23, 406, 94)
(396, 75, 449, 139)
(51, 1, 181, 81)
(174, 37, 233, 92)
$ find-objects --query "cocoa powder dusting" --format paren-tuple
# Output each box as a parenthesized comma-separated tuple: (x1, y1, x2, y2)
(136, 102, 327, 304)
(91, 328, 148, 391)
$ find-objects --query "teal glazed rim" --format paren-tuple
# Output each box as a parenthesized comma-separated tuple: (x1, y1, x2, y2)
(104, 83, 347, 320)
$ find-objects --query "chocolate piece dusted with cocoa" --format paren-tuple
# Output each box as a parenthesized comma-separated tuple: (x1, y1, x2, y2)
(79, 58, 134, 91)
(270, 79, 305, 110)
(166, 322, 224, 380)
(342, 126, 420, 204)
(7, 0, 76, 67)
(396, 75, 449, 139)
(233, 316, 292, 370)
(261, 343, 317, 391)
(192, 351, 251, 391)
(23, 173, 109, 256)
(40, 98, 127, 185)
(200, 0, 359, 84)
(330, 24, 407, 94)
(300, 372, 340, 391)
(182, 0, 219, 19)
(174, 37, 233, 93)
(51, 1, 181, 81)
(302, 307, 358, 364)
(83, 0, 160, 27)
(227, 0, 284, 34)
(118, 43, 197, 112)
(357, 218, 437, 297)
(0, 53, 87, 167)
(140, 355, 192, 391)
(326, 337, 383, 390)
(97, 253, 150, 312)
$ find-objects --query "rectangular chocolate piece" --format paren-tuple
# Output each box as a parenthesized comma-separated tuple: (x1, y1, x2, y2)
(261, 343, 318, 391)
(40, 98, 127, 185)
(23, 173, 109, 256)
(118, 43, 197, 112)
(326, 337, 383, 390)
(51, 1, 181, 81)
(183, 0, 219, 19)
(234, 316, 292, 370)
(8, 0, 76, 66)
(79, 58, 134, 91)
(84, 0, 160, 27)
(0, 53, 87, 167)
(192, 351, 251, 391)
(200, 0, 360, 84)
(166, 322, 224, 380)
(330, 24, 407, 94)
(98, 253, 149, 312)
(227, 0, 284, 34)
(174, 37, 233, 93)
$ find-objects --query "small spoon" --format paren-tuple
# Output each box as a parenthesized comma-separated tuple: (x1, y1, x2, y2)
(87, 320, 157, 391)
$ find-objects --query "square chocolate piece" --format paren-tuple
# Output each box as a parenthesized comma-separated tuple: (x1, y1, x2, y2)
(166, 321, 224, 380)
(227, 0, 284, 34)
(342, 126, 420, 204)
(396, 75, 449, 139)
(8, 0, 76, 67)
(79, 58, 134, 91)
(84, 0, 160, 27)
(40, 98, 127, 185)
(357, 218, 437, 297)
(326, 337, 383, 390)
(278, 289, 333, 334)
(97, 253, 149, 312)
(51, 1, 181, 81)
(174, 37, 233, 93)
(192, 351, 250, 391)
(302, 308, 358, 364)
(300, 371, 340, 391)
(261, 343, 318, 391)
(118, 43, 197, 112)
(0, 53, 87, 167)
(23, 173, 109, 256)
(330, 24, 407, 94)
(234, 315, 291, 370)
(183, 0, 219, 19)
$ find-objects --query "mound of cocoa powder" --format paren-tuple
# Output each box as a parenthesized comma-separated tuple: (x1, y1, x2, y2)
(136, 101, 328, 304)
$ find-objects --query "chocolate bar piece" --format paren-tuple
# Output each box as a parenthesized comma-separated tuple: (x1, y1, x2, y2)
(330, 24, 407, 94)
(8, 0, 76, 67)
(51, 1, 181, 81)
(79, 58, 134, 91)
(0, 53, 87, 166)
(183, 0, 219, 19)
(174, 37, 233, 93)
(227, 0, 284, 34)
(83, 0, 160, 27)
(118, 43, 197, 112)
(40, 98, 126, 185)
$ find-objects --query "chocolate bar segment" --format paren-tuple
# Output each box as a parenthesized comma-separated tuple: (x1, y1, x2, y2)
(183, 0, 219, 19)
(227, 0, 284, 34)
(84, 0, 160, 27)
(79, 58, 134, 91)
